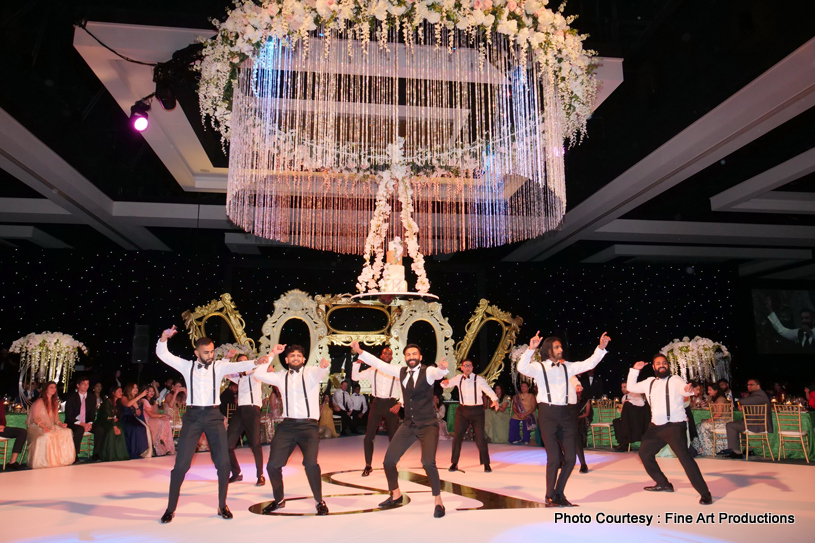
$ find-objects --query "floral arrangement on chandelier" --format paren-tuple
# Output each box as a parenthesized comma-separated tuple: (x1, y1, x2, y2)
(198, 0, 597, 145)
(660, 336, 731, 383)
(357, 138, 431, 294)
(10, 332, 88, 392)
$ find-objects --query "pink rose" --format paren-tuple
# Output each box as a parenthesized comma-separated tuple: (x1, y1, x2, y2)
(507, 1, 517, 10)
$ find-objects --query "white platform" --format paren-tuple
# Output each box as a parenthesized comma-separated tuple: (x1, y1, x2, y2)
(2, 436, 811, 542)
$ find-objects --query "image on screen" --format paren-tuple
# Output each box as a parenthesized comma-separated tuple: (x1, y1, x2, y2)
(752, 289, 815, 354)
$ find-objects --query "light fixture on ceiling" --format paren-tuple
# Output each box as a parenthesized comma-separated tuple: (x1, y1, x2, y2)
(130, 98, 151, 132)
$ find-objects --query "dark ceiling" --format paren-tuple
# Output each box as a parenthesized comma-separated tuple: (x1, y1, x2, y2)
(0, 0, 813, 274)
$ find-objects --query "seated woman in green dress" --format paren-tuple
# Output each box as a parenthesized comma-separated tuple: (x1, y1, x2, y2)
(96, 386, 130, 462)
(485, 384, 512, 444)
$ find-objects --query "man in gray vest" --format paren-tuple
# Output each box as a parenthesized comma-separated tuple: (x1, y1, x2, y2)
(352, 341, 449, 518)
(718, 378, 773, 459)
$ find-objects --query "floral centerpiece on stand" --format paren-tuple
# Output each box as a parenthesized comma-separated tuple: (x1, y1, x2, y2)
(509, 343, 539, 389)
(10, 332, 88, 393)
(660, 336, 731, 383)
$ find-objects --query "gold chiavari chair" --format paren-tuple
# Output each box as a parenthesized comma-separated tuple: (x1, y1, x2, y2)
(172, 406, 185, 438)
(740, 404, 773, 461)
(710, 401, 734, 454)
(775, 405, 810, 463)
(590, 399, 616, 449)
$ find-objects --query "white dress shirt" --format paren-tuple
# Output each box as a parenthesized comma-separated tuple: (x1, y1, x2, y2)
(228, 371, 264, 408)
(441, 373, 498, 406)
(768, 312, 814, 347)
(622, 392, 646, 407)
(626, 368, 693, 425)
(333, 389, 352, 412)
(156, 340, 258, 407)
(357, 351, 447, 386)
(351, 393, 368, 414)
(352, 362, 401, 400)
(517, 347, 607, 406)
(253, 363, 329, 421)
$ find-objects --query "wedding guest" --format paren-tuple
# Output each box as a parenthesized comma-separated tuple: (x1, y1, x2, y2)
(95, 386, 130, 462)
(771, 382, 788, 403)
(693, 386, 729, 456)
(509, 382, 537, 445)
(718, 378, 773, 459)
(318, 393, 338, 439)
(261, 387, 283, 442)
(158, 378, 175, 405)
(613, 381, 651, 451)
(807, 383, 815, 409)
(114, 370, 122, 388)
(121, 383, 152, 459)
(485, 384, 511, 444)
(332, 381, 354, 435)
(350, 384, 368, 434)
(0, 400, 27, 469)
(571, 377, 590, 473)
(143, 385, 175, 456)
(688, 382, 706, 409)
(25, 381, 75, 468)
(718, 379, 733, 402)
(92, 382, 104, 410)
(64, 376, 97, 463)
(434, 395, 452, 440)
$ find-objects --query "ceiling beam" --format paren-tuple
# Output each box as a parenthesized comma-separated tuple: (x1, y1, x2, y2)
(582, 244, 812, 264)
(504, 36, 815, 262)
(0, 225, 72, 248)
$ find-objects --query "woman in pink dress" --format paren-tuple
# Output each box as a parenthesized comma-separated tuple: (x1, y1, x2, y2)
(25, 381, 75, 468)
(142, 385, 175, 456)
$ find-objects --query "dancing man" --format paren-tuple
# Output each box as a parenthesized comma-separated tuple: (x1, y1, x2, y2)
(156, 326, 270, 523)
(627, 356, 712, 504)
(252, 344, 331, 515)
(226, 354, 265, 486)
(351, 341, 449, 518)
(351, 345, 401, 476)
(441, 358, 498, 473)
(518, 331, 611, 507)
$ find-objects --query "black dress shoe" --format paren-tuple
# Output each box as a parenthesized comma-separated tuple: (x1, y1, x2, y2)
(362, 465, 373, 477)
(7, 462, 22, 471)
(644, 484, 674, 492)
(544, 496, 560, 507)
(433, 505, 445, 518)
(378, 495, 402, 509)
(217, 506, 233, 519)
(699, 494, 713, 505)
(613, 443, 629, 452)
(555, 495, 578, 507)
(228, 474, 243, 483)
(160, 510, 174, 523)
(316, 500, 329, 515)
(256, 475, 266, 486)
(261, 500, 286, 514)
(725, 452, 744, 459)
(579, 464, 588, 473)
(716, 449, 734, 456)
(448, 463, 458, 472)
(484, 464, 492, 473)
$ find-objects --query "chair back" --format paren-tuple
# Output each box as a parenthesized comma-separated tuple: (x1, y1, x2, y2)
(774, 404, 804, 434)
(595, 399, 616, 422)
(226, 403, 237, 420)
(741, 404, 768, 433)
(708, 401, 733, 422)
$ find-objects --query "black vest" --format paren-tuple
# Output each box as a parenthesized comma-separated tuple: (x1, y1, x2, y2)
(400, 365, 435, 427)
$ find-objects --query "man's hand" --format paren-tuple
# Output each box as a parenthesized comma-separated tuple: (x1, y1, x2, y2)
(271, 344, 286, 356)
(685, 383, 695, 394)
(490, 401, 499, 410)
(529, 331, 542, 350)
(265, 362, 276, 373)
(765, 296, 774, 315)
(441, 379, 449, 387)
(599, 332, 611, 350)
(160, 325, 178, 342)
(389, 404, 401, 414)
(113, 426, 121, 436)
(633, 361, 647, 370)
(255, 354, 271, 366)
(0, 425, 4, 432)
(320, 357, 330, 369)
(82, 422, 93, 432)
(439, 357, 448, 371)
(350, 341, 363, 355)
(225, 349, 237, 360)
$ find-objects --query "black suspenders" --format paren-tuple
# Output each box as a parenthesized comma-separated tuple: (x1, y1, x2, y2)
(373, 369, 378, 396)
(648, 377, 672, 421)
(188, 362, 217, 405)
(373, 369, 396, 399)
(284, 370, 310, 418)
(536, 361, 570, 404)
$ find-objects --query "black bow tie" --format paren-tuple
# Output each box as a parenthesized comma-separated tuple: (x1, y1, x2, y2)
(197, 362, 211, 370)
(289, 368, 301, 375)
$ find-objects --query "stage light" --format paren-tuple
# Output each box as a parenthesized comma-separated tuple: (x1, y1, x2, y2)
(130, 100, 151, 132)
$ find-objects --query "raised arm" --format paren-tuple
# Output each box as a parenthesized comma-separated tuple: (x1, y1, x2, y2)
(767, 313, 799, 341)
(567, 332, 611, 376)
(672, 376, 695, 397)
(351, 361, 371, 381)
(251, 363, 284, 387)
(155, 326, 189, 372)
(354, 348, 402, 378)
(426, 357, 449, 382)
(626, 363, 650, 394)
(440, 374, 462, 389)
(307, 358, 331, 386)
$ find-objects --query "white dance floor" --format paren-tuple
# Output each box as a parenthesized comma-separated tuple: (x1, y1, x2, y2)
(2, 436, 811, 543)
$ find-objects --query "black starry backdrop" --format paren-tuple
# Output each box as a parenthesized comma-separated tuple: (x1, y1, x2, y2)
(0, 248, 784, 397)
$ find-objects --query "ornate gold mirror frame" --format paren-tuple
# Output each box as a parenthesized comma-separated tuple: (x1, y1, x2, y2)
(182, 293, 255, 351)
(453, 299, 523, 386)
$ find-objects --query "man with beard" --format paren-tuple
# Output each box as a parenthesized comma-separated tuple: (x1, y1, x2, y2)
(253, 345, 331, 516)
(351, 341, 449, 518)
(627, 355, 712, 505)
(765, 298, 815, 351)
(352, 346, 402, 476)
(155, 326, 273, 523)
(517, 331, 611, 507)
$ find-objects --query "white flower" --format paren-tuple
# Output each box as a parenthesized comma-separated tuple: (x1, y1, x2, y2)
(497, 16, 517, 35)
